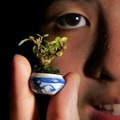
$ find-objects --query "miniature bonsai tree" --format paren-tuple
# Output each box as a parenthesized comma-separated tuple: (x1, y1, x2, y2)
(18, 34, 67, 74)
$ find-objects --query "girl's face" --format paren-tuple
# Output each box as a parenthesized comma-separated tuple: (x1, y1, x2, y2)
(42, 0, 120, 119)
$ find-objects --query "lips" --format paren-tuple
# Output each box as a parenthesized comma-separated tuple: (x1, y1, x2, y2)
(94, 103, 120, 116)
(90, 103, 120, 120)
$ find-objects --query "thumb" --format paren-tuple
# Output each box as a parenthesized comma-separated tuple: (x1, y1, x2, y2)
(46, 72, 80, 120)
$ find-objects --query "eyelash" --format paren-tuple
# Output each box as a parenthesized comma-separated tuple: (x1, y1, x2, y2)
(56, 13, 90, 30)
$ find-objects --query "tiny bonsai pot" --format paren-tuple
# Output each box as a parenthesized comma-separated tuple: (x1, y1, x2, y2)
(18, 34, 67, 95)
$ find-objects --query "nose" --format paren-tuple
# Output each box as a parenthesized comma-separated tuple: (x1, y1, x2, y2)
(102, 26, 120, 81)
(84, 14, 120, 82)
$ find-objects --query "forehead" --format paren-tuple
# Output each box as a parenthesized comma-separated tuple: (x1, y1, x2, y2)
(47, 0, 97, 12)
(50, 0, 94, 4)
(48, 0, 120, 14)
(49, 0, 120, 8)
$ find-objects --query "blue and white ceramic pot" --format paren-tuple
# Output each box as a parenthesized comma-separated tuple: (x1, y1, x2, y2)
(30, 73, 66, 95)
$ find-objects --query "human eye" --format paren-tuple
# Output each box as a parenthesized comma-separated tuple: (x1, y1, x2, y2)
(56, 13, 90, 30)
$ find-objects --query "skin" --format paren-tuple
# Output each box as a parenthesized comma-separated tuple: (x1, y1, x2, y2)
(10, 0, 120, 120)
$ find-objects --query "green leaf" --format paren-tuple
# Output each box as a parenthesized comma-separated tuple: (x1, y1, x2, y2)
(18, 39, 30, 46)
(43, 34, 49, 37)
(33, 45, 38, 54)
(61, 37, 67, 42)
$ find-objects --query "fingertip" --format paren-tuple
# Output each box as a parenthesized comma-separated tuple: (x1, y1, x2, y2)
(64, 72, 80, 85)
(54, 72, 80, 97)
(12, 54, 31, 74)
(13, 54, 31, 67)
(64, 72, 80, 79)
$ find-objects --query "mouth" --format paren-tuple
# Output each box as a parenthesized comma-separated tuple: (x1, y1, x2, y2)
(94, 103, 120, 116)
(90, 103, 120, 120)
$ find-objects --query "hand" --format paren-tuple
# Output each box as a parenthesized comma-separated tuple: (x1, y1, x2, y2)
(10, 54, 80, 120)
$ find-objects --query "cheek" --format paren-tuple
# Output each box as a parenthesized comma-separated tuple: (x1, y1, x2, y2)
(51, 33, 94, 75)
(51, 52, 82, 75)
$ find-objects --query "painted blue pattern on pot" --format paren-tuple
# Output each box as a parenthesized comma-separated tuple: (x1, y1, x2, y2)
(32, 77, 65, 83)
(30, 75, 65, 95)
